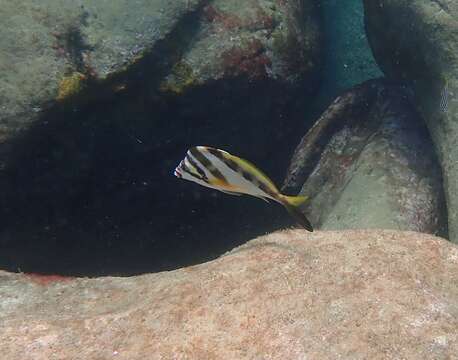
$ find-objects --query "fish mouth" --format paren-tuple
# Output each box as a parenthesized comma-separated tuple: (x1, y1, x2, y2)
(174, 166, 182, 178)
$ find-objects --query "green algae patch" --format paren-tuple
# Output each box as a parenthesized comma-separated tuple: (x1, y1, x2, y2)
(159, 61, 199, 95)
(56, 72, 87, 101)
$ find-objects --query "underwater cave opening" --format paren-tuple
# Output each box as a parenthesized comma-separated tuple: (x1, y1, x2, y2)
(0, 75, 302, 277)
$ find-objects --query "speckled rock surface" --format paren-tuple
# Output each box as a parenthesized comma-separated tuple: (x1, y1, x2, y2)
(363, 0, 458, 242)
(159, 0, 321, 94)
(283, 79, 446, 235)
(1, 229, 457, 359)
(0, 0, 206, 146)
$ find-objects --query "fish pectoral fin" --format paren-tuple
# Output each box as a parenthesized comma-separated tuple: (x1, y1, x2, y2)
(255, 195, 271, 203)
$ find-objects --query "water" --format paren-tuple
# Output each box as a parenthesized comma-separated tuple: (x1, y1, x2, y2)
(0, 0, 455, 278)
(1, 1, 458, 358)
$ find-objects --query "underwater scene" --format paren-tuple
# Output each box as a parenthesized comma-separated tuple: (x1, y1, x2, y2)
(0, 0, 457, 358)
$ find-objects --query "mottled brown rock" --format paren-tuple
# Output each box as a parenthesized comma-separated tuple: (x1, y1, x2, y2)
(1, 229, 458, 359)
(160, 0, 321, 93)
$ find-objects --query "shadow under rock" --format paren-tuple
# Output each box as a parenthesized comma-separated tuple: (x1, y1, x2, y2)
(0, 78, 304, 277)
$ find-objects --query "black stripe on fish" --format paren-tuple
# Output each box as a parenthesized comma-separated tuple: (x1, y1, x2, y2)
(181, 163, 206, 182)
(206, 147, 277, 198)
(189, 147, 228, 183)
(186, 154, 208, 181)
(258, 182, 277, 198)
(205, 147, 226, 161)
(180, 160, 202, 181)
(207, 149, 243, 175)
(239, 168, 276, 197)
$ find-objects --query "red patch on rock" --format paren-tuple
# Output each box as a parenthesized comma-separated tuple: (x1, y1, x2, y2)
(221, 39, 271, 79)
(202, 4, 274, 32)
(202, 5, 243, 30)
(25, 273, 74, 286)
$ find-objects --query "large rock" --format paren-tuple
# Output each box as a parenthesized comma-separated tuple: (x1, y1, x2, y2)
(1, 229, 458, 359)
(0, 0, 206, 147)
(160, 0, 321, 94)
(362, 0, 458, 242)
(282, 79, 447, 235)
(0, 0, 321, 150)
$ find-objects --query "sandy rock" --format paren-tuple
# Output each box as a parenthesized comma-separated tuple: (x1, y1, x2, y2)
(1, 229, 458, 359)
(283, 79, 446, 235)
(363, 0, 458, 242)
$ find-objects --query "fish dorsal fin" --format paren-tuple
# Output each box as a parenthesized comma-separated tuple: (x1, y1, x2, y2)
(282, 195, 308, 207)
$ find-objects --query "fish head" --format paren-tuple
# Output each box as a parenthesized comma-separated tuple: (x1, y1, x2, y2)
(174, 147, 235, 191)
(174, 154, 212, 188)
(173, 160, 184, 179)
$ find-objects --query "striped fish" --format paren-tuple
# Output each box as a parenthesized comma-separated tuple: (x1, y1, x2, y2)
(440, 79, 449, 113)
(174, 146, 313, 231)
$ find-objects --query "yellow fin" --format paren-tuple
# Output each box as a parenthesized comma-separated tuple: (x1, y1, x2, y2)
(283, 203, 314, 232)
(282, 195, 308, 207)
(281, 195, 313, 231)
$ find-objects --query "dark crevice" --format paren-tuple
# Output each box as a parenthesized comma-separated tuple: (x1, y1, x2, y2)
(0, 1, 309, 277)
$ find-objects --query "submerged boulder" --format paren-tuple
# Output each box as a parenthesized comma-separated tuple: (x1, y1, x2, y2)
(0, 0, 321, 156)
(0, 0, 207, 148)
(282, 79, 446, 235)
(1, 229, 458, 359)
(362, 0, 458, 242)
(160, 0, 321, 93)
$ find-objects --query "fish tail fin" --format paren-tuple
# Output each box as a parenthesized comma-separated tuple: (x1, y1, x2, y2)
(281, 195, 314, 232)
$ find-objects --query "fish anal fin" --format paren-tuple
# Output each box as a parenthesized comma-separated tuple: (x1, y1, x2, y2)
(220, 189, 242, 196)
(253, 195, 270, 203)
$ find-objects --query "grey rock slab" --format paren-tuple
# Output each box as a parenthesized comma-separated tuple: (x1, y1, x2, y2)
(363, 0, 458, 242)
(1, 229, 458, 359)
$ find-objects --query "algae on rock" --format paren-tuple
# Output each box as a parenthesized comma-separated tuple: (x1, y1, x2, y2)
(56, 72, 87, 101)
(159, 61, 199, 95)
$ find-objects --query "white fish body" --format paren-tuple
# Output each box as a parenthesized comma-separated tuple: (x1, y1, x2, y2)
(174, 146, 313, 231)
